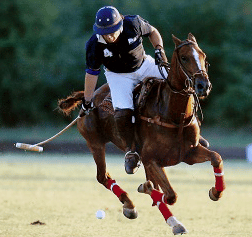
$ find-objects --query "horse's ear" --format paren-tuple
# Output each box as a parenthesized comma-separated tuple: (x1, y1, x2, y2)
(188, 33, 197, 43)
(172, 34, 182, 47)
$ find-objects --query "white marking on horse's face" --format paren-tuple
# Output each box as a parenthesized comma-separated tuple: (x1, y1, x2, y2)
(192, 48, 202, 70)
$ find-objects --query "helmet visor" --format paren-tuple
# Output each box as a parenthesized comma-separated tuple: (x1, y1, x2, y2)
(93, 18, 123, 35)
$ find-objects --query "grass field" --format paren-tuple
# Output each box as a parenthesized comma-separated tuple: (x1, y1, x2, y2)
(0, 153, 252, 237)
(1, 124, 252, 148)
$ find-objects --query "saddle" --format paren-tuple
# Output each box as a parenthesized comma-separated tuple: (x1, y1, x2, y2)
(98, 77, 163, 118)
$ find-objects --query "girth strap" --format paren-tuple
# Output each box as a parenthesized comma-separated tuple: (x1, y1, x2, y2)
(140, 115, 177, 128)
(140, 115, 197, 129)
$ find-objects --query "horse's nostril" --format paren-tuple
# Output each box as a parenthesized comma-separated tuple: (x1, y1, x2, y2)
(197, 83, 204, 90)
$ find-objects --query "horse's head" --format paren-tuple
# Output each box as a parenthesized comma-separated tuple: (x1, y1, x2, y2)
(171, 33, 211, 98)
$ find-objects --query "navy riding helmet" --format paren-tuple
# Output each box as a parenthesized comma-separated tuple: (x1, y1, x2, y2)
(93, 6, 123, 35)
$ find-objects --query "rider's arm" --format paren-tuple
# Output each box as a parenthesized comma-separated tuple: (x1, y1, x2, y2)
(148, 26, 164, 49)
(84, 72, 99, 102)
(85, 36, 102, 102)
(148, 26, 168, 63)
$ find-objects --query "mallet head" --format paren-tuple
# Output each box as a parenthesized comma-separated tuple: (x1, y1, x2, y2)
(15, 143, 43, 152)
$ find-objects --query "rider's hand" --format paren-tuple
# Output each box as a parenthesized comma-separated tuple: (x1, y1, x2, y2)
(155, 47, 168, 65)
(82, 100, 93, 110)
(80, 98, 94, 116)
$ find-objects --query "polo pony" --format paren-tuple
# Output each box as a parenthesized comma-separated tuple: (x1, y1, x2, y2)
(58, 33, 225, 235)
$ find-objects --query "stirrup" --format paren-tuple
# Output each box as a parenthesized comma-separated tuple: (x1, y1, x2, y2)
(124, 151, 141, 175)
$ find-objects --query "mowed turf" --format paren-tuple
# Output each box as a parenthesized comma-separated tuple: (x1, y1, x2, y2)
(0, 153, 252, 237)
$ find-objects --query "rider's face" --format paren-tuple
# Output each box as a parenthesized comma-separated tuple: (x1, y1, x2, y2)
(102, 30, 121, 43)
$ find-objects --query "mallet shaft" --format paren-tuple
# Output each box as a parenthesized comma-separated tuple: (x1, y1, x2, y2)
(34, 116, 80, 146)
(15, 116, 80, 152)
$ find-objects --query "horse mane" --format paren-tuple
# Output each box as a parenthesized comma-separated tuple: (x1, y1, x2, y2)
(58, 91, 84, 116)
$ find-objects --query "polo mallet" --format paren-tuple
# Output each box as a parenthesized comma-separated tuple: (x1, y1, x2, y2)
(15, 115, 80, 152)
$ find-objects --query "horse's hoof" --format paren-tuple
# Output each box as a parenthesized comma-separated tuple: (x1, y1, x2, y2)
(167, 216, 188, 235)
(123, 207, 138, 219)
(137, 183, 144, 193)
(137, 181, 154, 194)
(209, 187, 222, 201)
(172, 224, 188, 235)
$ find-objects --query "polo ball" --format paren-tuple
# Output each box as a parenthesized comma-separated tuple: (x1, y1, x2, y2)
(96, 210, 105, 219)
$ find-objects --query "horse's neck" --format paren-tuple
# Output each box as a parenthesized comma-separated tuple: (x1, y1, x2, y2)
(163, 54, 195, 125)
(165, 89, 194, 125)
(168, 52, 185, 91)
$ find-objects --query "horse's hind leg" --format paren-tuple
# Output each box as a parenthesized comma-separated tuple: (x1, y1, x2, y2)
(184, 144, 225, 201)
(138, 180, 188, 235)
(91, 144, 138, 219)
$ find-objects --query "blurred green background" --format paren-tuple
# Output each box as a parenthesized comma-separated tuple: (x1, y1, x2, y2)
(0, 0, 251, 131)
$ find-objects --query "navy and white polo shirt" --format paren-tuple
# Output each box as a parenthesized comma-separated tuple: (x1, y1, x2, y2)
(85, 15, 153, 74)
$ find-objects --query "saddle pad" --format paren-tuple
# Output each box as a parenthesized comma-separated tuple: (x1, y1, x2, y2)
(99, 93, 115, 116)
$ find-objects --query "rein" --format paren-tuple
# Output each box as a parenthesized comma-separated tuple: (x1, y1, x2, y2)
(139, 40, 208, 162)
(140, 40, 208, 129)
(162, 41, 206, 122)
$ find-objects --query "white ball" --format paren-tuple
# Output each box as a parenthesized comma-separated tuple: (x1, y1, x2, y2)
(96, 210, 105, 219)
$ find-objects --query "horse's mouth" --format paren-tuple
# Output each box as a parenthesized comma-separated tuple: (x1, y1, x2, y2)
(195, 81, 212, 98)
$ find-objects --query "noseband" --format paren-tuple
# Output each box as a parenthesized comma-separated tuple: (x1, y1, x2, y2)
(159, 40, 209, 96)
(158, 40, 210, 122)
(175, 41, 209, 93)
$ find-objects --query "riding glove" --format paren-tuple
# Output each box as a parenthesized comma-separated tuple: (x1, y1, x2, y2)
(155, 47, 168, 65)
(80, 98, 94, 116)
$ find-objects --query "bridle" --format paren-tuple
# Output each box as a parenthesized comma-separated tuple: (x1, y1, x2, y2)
(158, 40, 210, 122)
(158, 40, 209, 96)
(140, 40, 210, 162)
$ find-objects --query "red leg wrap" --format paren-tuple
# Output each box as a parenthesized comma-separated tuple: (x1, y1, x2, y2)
(112, 185, 126, 198)
(157, 201, 173, 221)
(214, 167, 222, 174)
(151, 190, 167, 204)
(106, 179, 115, 190)
(106, 179, 126, 198)
(214, 167, 225, 192)
(215, 176, 225, 191)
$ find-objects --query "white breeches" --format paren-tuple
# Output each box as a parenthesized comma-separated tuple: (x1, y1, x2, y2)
(105, 55, 168, 110)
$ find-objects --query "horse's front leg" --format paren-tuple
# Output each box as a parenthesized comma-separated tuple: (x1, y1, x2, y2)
(144, 164, 160, 190)
(138, 180, 188, 235)
(138, 162, 188, 234)
(91, 144, 138, 219)
(145, 160, 177, 205)
(184, 144, 225, 201)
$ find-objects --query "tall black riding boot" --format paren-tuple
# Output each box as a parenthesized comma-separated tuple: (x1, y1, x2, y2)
(114, 109, 141, 174)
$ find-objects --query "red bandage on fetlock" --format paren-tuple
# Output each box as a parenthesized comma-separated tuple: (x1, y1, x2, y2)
(151, 190, 167, 204)
(214, 167, 225, 192)
(157, 201, 173, 221)
(106, 179, 115, 190)
(214, 167, 222, 174)
(106, 179, 126, 198)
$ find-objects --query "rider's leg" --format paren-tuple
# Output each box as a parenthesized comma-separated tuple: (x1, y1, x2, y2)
(114, 109, 140, 174)
(105, 70, 141, 175)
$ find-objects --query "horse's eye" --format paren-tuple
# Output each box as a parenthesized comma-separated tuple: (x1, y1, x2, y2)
(181, 56, 188, 62)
